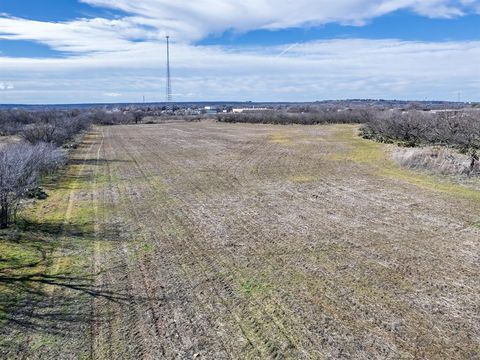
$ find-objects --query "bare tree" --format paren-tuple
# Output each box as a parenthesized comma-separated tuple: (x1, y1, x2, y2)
(0, 142, 65, 228)
(470, 150, 479, 172)
(362, 110, 480, 150)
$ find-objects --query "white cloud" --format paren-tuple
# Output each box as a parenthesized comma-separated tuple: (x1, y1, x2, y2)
(1, 1, 479, 53)
(0, 16, 149, 53)
(80, 0, 480, 41)
(104, 92, 122, 97)
(0, 82, 14, 90)
(0, 0, 480, 103)
(0, 38, 479, 103)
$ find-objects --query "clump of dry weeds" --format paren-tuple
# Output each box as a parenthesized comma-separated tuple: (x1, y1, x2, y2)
(392, 146, 480, 176)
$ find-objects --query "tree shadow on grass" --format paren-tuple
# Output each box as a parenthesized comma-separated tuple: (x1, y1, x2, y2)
(14, 218, 97, 246)
(1, 269, 131, 306)
(16, 218, 124, 246)
(40, 171, 95, 191)
(0, 262, 152, 336)
(68, 158, 130, 166)
(0, 219, 149, 342)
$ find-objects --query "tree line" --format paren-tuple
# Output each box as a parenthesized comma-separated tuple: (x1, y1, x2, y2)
(361, 110, 480, 150)
(216, 107, 480, 152)
(217, 108, 377, 125)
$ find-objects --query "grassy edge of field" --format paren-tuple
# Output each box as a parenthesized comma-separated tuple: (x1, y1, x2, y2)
(0, 131, 100, 334)
(332, 125, 480, 203)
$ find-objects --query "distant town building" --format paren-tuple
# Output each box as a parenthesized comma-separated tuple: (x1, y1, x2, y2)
(232, 107, 271, 113)
(204, 106, 218, 115)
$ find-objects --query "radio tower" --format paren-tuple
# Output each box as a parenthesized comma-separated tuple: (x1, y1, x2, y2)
(166, 36, 172, 103)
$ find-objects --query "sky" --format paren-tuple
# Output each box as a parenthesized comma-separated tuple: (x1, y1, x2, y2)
(0, 1, 480, 104)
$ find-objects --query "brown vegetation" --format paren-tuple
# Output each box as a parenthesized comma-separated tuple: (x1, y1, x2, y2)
(0, 143, 65, 228)
(392, 146, 480, 176)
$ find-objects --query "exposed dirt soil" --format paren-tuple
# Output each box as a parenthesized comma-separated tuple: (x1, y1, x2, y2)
(1, 121, 479, 359)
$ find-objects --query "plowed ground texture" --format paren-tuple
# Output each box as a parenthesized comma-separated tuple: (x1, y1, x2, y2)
(1, 121, 479, 359)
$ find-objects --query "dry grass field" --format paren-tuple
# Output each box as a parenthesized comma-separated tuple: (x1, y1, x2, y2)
(1, 120, 479, 359)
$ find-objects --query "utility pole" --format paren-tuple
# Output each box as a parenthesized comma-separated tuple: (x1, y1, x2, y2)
(166, 36, 172, 104)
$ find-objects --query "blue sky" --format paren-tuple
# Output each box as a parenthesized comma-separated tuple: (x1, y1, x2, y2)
(199, 12, 480, 46)
(1, 0, 111, 21)
(1, 0, 480, 103)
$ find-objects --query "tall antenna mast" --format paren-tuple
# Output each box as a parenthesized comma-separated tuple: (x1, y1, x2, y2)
(166, 35, 172, 103)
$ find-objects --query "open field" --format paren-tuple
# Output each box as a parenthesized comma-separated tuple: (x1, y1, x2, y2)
(1, 120, 479, 359)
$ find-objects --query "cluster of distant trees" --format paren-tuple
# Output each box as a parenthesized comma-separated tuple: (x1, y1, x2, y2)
(0, 109, 140, 138)
(217, 108, 377, 125)
(361, 110, 480, 151)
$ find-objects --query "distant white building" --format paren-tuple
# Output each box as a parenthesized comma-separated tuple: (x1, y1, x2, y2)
(232, 107, 271, 113)
(204, 106, 218, 115)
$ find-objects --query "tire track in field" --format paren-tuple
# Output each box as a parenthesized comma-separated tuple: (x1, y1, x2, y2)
(90, 129, 104, 359)
(92, 127, 160, 359)
(110, 129, 250, 358)
(132, 123, 478, 358)
(90, 129, 148, 359)
(95, 123, 479, 359)
(136, 128, 336, 356)
(119, 129, 317, 358)
(111, 132, 202, 359)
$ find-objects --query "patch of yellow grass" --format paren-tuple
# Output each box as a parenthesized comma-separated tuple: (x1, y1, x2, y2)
(290, 175, 315, 183)
(269, 133, 293, 145)
(329, 125, 385, 164)
(332, 125, 480, 202)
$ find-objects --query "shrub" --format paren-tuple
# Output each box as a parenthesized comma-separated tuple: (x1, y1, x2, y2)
(362, 110, 480, 150)
(26, 187, 48, 200)
(0, 142, 65, 228)
(21, 115, 92, 146)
